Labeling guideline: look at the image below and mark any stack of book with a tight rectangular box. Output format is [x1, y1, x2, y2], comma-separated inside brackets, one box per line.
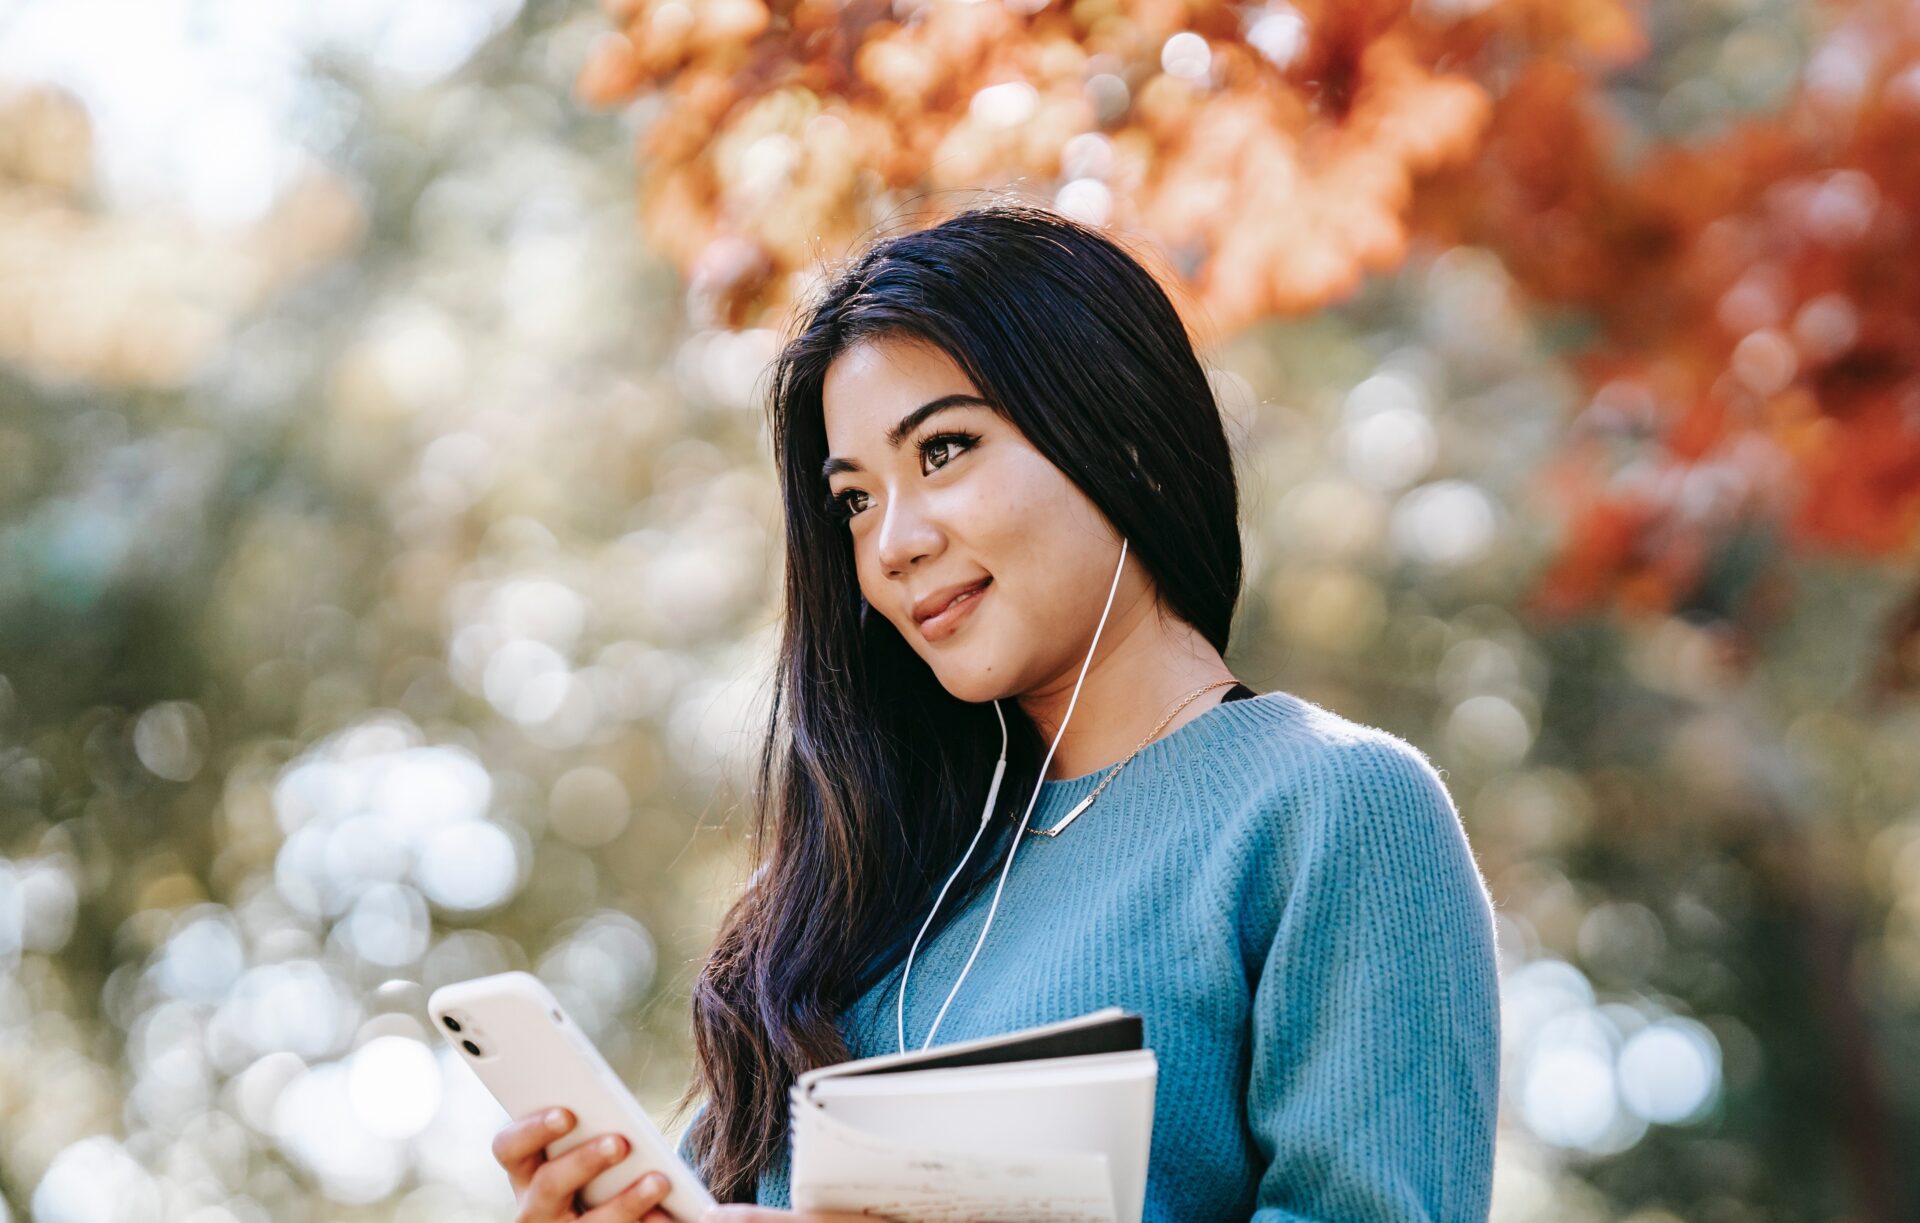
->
[787, 1008, 1157, 1223]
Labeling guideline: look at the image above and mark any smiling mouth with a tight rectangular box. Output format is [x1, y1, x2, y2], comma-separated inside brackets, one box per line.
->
[918, 578, 991, 637]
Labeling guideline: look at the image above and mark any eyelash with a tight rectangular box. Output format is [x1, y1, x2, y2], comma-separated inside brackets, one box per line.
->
[826, 431, 979, 521]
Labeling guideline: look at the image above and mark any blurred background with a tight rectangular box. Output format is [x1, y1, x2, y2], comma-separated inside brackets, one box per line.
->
[2, 0, 1918, 1219]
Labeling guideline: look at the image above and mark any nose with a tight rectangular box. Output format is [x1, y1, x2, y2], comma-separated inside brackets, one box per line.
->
[875, 487, 943, 578]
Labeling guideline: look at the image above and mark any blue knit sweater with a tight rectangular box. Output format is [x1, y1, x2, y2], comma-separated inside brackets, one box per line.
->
[680, 689, 1501, 1220]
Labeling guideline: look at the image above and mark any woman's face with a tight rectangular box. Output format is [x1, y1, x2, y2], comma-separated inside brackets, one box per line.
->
[820, 335, 1150, 704]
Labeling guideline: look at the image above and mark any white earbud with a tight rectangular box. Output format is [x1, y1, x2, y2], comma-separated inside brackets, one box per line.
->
[897, 536, 1130, 1053]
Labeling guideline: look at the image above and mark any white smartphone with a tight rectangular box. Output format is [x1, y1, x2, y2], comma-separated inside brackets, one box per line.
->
[427, 970, 716, 1220]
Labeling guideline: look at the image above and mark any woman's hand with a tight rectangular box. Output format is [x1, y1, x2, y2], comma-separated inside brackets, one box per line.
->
[492, 1106, 682, 1222]
[699, 1210, 883, 1221]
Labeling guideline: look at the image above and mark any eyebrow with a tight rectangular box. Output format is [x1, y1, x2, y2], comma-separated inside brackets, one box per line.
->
[820, 394, 992, 480]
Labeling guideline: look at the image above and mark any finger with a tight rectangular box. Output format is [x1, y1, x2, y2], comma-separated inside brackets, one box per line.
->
[494, 1108, 572, 1187]
[578, 1170, 672, 1222]
[527, 1133, 630, 1220]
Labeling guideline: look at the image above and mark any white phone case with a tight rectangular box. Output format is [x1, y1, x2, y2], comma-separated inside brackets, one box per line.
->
[427, 970, 716, 1220]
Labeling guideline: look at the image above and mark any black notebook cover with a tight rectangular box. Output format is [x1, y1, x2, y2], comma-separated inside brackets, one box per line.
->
[835, 1011, 1145, 1079]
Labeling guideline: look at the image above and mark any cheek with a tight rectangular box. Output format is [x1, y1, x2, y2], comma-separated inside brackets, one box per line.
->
[964, 450, 1074, 547]
[970, 458, 1100, 575]
[854, 555, 889, 612]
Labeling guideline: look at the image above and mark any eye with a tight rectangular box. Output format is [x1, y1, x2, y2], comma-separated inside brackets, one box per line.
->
[828, 487, 869, 520]
[825, 431, 979, 523]
[918, 430, 976, 472]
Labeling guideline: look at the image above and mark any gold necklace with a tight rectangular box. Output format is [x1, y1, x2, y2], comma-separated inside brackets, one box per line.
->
[1026, 678, 1242, 838]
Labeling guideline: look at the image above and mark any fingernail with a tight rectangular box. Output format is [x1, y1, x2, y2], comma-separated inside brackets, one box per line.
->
[546, 1109, 568, 1131]
[644, 1172, 668, 1193]
[599, 1135, 623, 1155]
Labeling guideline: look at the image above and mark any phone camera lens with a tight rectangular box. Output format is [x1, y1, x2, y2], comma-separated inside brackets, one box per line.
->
[461, 1039, 482, 1056]
[442, 1015, 463, 1033]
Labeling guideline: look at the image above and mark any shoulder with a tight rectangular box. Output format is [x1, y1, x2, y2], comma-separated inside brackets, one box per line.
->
[1200, 689, 1459, 831]
[1197, 691, 1481, 912]
[1205, 695, 1489, 963]
[1296, 697, 1459, 837]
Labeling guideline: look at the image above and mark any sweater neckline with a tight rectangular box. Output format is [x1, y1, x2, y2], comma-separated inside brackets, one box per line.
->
[1033, 688, 1296, 798]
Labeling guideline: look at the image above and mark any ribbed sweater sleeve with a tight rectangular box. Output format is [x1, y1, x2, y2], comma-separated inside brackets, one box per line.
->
[1243, 736, 1500, 1222]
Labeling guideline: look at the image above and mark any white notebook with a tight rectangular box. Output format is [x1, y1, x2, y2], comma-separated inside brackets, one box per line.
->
[788, 1008, 1157, 1223]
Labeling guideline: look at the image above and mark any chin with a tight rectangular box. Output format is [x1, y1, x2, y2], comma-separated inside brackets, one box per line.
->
[925, 660, 1011, 706]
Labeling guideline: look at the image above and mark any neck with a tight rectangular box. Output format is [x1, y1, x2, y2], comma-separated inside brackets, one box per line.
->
[1016, 594, 1238, 781]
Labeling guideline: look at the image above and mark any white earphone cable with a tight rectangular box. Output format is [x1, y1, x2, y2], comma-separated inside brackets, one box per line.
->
[896, 536, 1130, 1053]
[894, 703, 1004, 1057]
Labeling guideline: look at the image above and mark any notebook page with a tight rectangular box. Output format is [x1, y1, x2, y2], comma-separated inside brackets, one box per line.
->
[801, 1052, 1154, 1223]
[788, 1092, 1117, 1223]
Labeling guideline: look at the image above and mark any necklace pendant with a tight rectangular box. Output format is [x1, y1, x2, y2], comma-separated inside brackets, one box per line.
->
[1030, 791, 1096, 837]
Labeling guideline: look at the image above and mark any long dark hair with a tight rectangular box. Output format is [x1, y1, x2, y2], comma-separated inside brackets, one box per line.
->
[676, 199, 1245, 1200]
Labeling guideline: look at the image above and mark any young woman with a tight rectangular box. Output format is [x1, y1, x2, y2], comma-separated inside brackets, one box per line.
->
[491, 202, 1501, 1222]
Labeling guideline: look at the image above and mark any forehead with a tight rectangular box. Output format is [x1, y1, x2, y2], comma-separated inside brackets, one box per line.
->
[822, 337, 976, 443]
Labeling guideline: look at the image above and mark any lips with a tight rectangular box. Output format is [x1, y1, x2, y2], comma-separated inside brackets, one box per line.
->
[913, 577, 990, 623]
[915, 577, 991, 640]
